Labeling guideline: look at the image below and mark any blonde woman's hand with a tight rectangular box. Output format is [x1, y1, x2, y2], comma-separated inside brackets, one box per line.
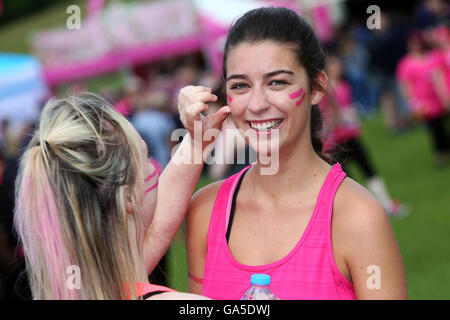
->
[178, 85, 231, 149]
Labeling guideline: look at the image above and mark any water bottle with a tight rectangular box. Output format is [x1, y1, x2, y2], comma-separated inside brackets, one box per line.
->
[240, 274, 279, 300]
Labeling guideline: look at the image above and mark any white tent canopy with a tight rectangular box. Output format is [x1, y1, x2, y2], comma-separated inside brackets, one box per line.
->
[193, 0, 267, 26]
[0, 53, 48, 127]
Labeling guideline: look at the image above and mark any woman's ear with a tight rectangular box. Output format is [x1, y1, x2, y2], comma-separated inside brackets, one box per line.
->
[124, 185, 134, 215]
[311, 71, 328, 105]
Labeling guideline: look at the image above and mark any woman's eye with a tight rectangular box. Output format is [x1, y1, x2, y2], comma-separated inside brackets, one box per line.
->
[230, 83, 249, 90]
[269, 80, 288, 86]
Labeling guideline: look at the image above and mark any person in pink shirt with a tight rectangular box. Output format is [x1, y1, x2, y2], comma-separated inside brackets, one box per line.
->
[397, 29, 450, 165]
[320, 55, 409, 217]
[183, 7, 408, 300]
[319, 55, 362, 153]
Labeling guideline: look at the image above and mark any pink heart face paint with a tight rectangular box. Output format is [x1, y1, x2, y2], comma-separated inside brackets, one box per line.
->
[289, 88, 306, 107]
[227, 94, 233, 104]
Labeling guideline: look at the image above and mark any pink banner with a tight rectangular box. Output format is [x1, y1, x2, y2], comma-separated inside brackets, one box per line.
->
[32, 0, 200, 85]
[86, 0, 105, 16]
[44, 34, 204, 85]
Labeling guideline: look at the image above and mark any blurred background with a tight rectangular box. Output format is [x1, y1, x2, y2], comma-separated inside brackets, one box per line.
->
[0, 0, 449, 300]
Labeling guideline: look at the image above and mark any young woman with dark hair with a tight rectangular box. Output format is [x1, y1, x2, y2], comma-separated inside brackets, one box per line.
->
[182, 7, 408, 300]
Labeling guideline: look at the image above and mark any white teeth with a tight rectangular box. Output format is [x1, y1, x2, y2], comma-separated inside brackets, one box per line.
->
[250, 120, 282, 131]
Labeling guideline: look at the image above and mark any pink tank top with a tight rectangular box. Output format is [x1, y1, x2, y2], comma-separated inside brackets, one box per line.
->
[202, 163, 357, 300]
[396, 54, 446, 120]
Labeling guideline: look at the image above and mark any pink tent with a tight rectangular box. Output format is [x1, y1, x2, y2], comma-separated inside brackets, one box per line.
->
[31, 0, 300, 86]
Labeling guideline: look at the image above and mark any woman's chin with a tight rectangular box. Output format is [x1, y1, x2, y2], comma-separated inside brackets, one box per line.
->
[249, 140, 280, 158]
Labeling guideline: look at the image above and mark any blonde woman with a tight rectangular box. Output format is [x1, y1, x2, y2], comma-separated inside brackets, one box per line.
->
[14, 92, 229, 299]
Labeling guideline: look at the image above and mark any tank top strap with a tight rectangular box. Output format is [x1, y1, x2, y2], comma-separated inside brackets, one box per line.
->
[296, 162, 347, 266]
[317, 163, 347, 241]
[207, 164, 254, 247]
[323, 163, 347, 209]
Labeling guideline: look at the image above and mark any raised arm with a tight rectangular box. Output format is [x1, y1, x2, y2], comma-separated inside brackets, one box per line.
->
[143, 86, 230, 275]
[185, 180, 222, 294]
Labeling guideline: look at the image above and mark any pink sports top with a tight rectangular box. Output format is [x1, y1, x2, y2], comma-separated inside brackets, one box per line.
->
[396, 53, 447, 120]
[202, 163, 357, 300]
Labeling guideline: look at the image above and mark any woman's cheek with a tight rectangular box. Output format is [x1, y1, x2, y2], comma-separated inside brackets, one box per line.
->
[229, 96, 247, 118]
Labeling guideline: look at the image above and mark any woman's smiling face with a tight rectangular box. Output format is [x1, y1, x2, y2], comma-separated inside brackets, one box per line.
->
[225, 41, 323, 154]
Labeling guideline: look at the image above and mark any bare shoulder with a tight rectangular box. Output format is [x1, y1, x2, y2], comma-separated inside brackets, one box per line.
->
[332, 176, 401, 270]
[186, 179, 226, 243]
[191, 179, 224, 206]
[188, 179, 225, 221]
[333, 176, 390, 233]
[331, 176, 396, 259]
[332, 177, 408, 299]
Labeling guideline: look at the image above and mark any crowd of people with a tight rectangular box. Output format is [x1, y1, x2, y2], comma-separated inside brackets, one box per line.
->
[323, 2, 450, 164]
[0, 0, 449, 300]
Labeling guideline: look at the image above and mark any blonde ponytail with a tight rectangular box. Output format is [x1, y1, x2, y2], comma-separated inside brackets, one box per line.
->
[15, 94, 146, 299]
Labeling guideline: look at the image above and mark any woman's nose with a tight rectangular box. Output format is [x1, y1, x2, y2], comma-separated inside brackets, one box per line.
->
[247, 88, 270, 114]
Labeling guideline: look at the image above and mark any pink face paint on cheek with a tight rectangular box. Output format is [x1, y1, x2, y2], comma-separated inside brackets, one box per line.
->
[295, 91, 306, 107]
[145, 170, 157, 182]
[144, 181, 158, 195]
[288, 88, 303, 100]
[144, 169, 159, 195]
[227, 94, 233, 104]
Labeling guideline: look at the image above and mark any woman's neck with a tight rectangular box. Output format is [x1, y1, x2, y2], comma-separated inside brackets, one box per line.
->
[250, 138, 331, 198]
[129, 219, 152, 284]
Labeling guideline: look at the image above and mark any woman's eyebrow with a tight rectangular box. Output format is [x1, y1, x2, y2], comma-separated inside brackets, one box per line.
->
[226, 74, 249, 82]
[263, 69, 294, 79]
[226, 70, 294, 82]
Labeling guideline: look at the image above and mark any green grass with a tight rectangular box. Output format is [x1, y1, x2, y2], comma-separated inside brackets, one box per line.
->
[168, 114, 450, 299]
[0, 0, 86, 53]
[354, 116, 450, 300]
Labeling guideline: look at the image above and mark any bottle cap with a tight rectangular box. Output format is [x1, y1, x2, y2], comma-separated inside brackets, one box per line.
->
[250, 274, 271, 286]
